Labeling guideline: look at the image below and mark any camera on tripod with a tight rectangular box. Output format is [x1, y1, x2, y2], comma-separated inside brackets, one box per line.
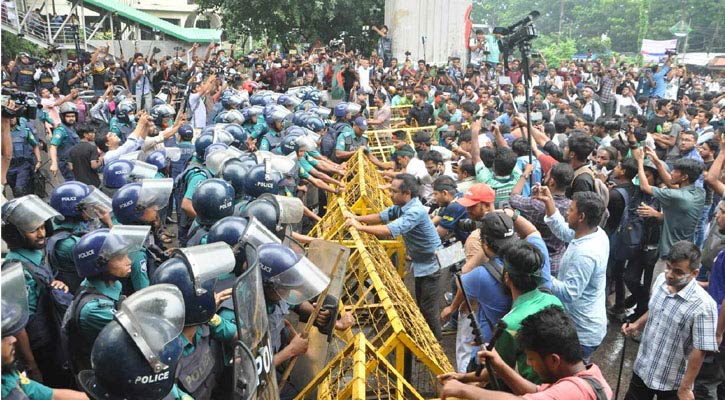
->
[494, 11, 540, 54]
[1, 88, 42, 120]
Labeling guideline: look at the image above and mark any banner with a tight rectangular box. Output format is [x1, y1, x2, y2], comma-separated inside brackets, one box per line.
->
[641, 39, 678, 61]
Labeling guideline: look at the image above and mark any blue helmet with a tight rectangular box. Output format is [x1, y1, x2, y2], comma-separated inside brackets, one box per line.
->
[102, 160, 135, 189]
[50, 181, 92, 218]
[207, 216, 249, 273]
[222, 110, 245, 125]
[149, 104, 176, 127]
[145, 150, 167, 171]
[194, 134, 214, 160]
[277, 95, 300, 109]
[152, 243, 235, 326]
[178, 124, 194, 140]
[59, 102, 79, 119]
[306, 90, 322, 104]
[201, 125, 217, 137]
[295, 100, 316, 112]
[152, 98, 166, 107]
[78, 285, 184, 400]
[219, 159, 248, 199]
[73, 229, 132, 279]
[239, 198, 280, 236]
[191, 179, 235, 226]
[224, 124, 247, 148]
[257, 243, 329, 305]
[304, 116, 326, 133]
[334, 102, 349, 118]
[279, 132, 303, 156]
[112, 179, 174, 225]
[116, 99, 136, 123]
[243, 163, 282, 198]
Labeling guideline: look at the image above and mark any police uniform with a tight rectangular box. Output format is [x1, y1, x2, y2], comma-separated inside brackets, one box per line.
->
[169, 141, 195, 180]
[335, 127, 369, 156]
[35, 71, 54, 92]
[14, 64, 36, 92]
[244, 118, 267, 140]
[48, 220, 87, 294]
[259, 130, 283, 152]
[1, 371, 53, 400]
[109, 117, 136, 143]
[298, 153, 319, 180]
[176, 316, 236, 399]
[8, 120, 38, 197]
[176, 166, 211, 246]
[50, 123, 80, 182]
[186, 219, 209, 247]
[77, 279, 122, 346]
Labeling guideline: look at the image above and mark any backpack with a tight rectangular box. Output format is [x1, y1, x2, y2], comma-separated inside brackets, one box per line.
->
[173, 165, 210, 229]
[325, 122, 351, 161]
[573, 166, 610, 226]
[578, 375, 609, 400]
[609, 187, 644, 261]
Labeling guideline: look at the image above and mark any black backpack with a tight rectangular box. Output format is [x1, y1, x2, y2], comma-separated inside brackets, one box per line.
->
[325, 121, 351, 161]
[610, 187, 644, 261]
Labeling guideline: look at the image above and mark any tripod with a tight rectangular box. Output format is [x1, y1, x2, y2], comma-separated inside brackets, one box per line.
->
[516, 40, 536, 187]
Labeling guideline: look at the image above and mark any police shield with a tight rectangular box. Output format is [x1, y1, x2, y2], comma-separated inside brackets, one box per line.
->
[206, 150, 238, 176]
[110, 225, 151, 252]
[78, 188, 112, 219]
[164, 147, 182, 162]
[258, 194, 304, 226]
[232, 340, 257, 400]
[287, 240, 350, 394]
[114, 284, 185, 372]
[233, 247, 278, 400]
[130, 160, 159, 180]
[1, 194, 62, 233]
[137, 178, 174, 210]
[267, 154, 296, 176]
[175, 243, 235, 295]
[241, 217, 282, 250]
[1, 261, 30, 336]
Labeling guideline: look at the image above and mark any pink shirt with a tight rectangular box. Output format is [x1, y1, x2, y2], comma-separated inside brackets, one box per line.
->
[523, 364, 613, 400]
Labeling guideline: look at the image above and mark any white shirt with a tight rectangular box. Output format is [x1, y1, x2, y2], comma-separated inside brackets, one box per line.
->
[357, 65, 372, 93]
[188, 92, 207, 129]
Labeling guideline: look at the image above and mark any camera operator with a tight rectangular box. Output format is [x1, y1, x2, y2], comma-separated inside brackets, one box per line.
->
[371, 25, 392, 67]
[33, 59, 58, 93]
[468, 29, 488, 67]
[104, 58, 128, 90]
[11, 53, 37, 93]
[88, 46, 111, 96]
[151, 57, 175, 93]
[130, 52, 153, 111]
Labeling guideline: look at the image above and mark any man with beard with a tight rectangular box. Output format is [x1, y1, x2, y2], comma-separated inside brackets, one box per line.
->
[622, 241, 718, 400]
[1, 262, 88, 399]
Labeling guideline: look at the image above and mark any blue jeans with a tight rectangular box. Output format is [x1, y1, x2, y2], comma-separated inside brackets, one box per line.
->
[581, 344, 599, 364]
[694, 206, 710, 248]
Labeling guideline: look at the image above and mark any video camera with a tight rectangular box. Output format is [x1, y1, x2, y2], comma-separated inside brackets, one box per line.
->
[494, 11, 540, 54]
[1, 88, 42, 120]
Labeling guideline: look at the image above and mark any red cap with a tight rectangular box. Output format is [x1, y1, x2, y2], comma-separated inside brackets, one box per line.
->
[458, 183, 495, 207]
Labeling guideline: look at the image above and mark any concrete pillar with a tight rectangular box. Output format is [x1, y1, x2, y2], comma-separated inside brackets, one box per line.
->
[385, 0, 471, 65]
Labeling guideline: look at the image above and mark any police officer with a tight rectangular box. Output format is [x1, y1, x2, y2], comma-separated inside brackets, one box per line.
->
[112, 179, 174, 295]
[109, 99, 137, 143]
[280, 133, 344, 195]
[175, 138, 215, 246]
[49, 102, 81, 181]
[218, 157, 250, 209]
[186, 178, 235, 246]
[77, 284, 191, 400]
[335, 116, 388, 168]
[259, 106, 290, 152]
[242, 105, 266, 148]
[151, 243, 238, 399]
[1, 196, 72, 387]
[169, 125, 195, 180]
[1, 262, 89, 400]
[65, 227, 142, 375]
[321, 102, 358, 161]
[48, 182, 114, 293]
[11, 53, 36, 92]
[7, 114, 41, 197]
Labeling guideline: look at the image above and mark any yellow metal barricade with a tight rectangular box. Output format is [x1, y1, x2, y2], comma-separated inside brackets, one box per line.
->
[296, 334, 426, 400]
[366, 126, 438, 163]
[369, 104, 413, 123]
[301, 198, 453, 399]
[335, 150, 391, 215]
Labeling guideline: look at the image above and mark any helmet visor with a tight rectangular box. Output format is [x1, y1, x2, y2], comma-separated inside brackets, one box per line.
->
[213, 129, 235, 146]
[346, 103, 362, 116]
[3, 195, 62, 232]
[268, 154, 296, 175]
[270, 256, 330, 305]
[311, 106, 331, 118]
[78, 188, 112, 219]
[165, 147, 182, 162]
[109, 225, 151, 252]
[259, 194, 303, 225]
[177, 243, 235, 295]
[137, 178, 173, 210]
[130, 160, 159, 180]
[241, 217, 281, 251]
[206, 150, 237, 176]
[115, 284, 185, 372]
[1, 261, 30, 336]
[99, 231, 133, 260]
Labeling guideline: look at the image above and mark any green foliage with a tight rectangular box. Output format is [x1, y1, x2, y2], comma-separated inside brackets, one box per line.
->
[535, 35, 577, 66]
[473, 0, 724, 60]
[195, 0, 384, 52]
[1, 34, 49, 61]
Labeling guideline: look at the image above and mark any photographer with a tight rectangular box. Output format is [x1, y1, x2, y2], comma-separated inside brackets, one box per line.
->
[33, 59, 58, 93]
[130, 52, 153, 111]
[105, 59, 129, 90]
[371, 25, 392, 67]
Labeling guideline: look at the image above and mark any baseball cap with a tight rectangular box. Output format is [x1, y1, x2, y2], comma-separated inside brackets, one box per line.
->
[458, 183, 495, 207]
[480, 212, 516, 251]
[353, 117, 368, 131]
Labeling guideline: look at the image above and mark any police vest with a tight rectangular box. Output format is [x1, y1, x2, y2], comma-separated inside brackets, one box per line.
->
[174, 166, 210, 229]
[177, 325, 222, 400]
[343, 133, 369, 152]
[63, 287, 117, 376]
[110, 118, 135, 143]
[14, 259, 60, 352]
[16, 65, 34, 90]
[46, 229, 84, 294]
[11, 125, 34, 161]
[170, 143, 195, 179]
[37, 72, 54, 90]
[56, 125, 80, 161]
[263, 131, 283, 151]
[186, 224, 209, 247]
[4, 385, 30, 400]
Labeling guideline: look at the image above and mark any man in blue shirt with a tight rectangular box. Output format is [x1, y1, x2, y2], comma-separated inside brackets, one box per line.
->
[650, 55, 673, 99]
[345, 173, 443, 338]
[536, 188, 610, 363]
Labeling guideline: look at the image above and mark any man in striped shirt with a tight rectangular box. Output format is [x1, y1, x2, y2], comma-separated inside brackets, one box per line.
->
[622, 240, 718, 400]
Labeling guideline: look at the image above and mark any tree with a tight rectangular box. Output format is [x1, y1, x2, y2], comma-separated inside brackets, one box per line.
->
[1, 34, 49, 61]
[195, 0, 384, 51]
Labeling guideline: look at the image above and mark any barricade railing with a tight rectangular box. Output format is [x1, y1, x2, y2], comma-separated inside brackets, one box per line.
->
[369, 104, 413, 122]
[300, 197, 453, 399]
[366, 125, 437, 163]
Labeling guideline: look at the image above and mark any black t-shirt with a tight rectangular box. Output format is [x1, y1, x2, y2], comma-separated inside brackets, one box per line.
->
[341, 68, 357, 91]
[105, 69, 126, 88]
[69, 141, 100, 187]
